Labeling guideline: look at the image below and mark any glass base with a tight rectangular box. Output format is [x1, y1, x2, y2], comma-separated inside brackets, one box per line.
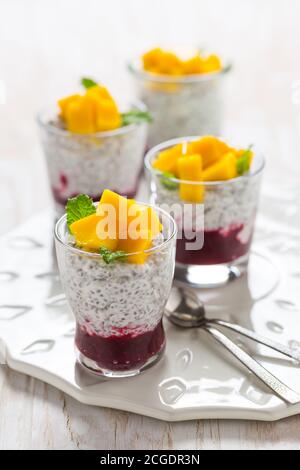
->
[175, 253, 249, 288]
[76, 343, 165, 378]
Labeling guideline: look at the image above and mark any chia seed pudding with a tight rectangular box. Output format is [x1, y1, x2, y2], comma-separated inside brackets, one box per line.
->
[38, 103, 148, 216]
[145, 137, 265, 268]
[55, 203, 176, 377]
[129, 59, 230, 148]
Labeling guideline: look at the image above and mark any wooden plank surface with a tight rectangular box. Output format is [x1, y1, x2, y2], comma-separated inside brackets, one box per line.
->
[0, 0, 300, 450]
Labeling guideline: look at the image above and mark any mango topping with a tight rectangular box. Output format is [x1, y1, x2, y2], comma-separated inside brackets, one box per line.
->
[69, 190, 163, 264]
[70, 213, 118, 252]
[58, 84, 121, 134]
[202, 152, 237, 181]
[152, 136, 254, 202]
[177, 154, 204, 203]
[142, 48, 222, 76]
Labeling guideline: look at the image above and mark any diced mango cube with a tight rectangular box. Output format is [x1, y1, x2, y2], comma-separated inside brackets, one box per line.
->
[70, 214, 118, 251]
[143, 48, 183, 75]
[183, 56, 204, 74]
[201, 55, 222, 73]
[177, 154, 204, 203]
[203, 152, 237, 181]
[152, 144, 185, 175]
[86, 85, 114, 102]
[94, 99, 121, 131]
[58, 94, 81, 120]
[188, 136, 231, 169]
[142, 48, 164, 71]
[64, 95, 96, 134]
[118, 230, 153, 265]
[98, 190, 134, 234]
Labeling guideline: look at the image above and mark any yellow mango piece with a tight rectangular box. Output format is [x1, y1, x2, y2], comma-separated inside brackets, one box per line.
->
[98, 190, 134, 232]
[143, 48, 183, 75]
[159, 51, 183, 75]
[177, 154, 204, 203]
[86, 85, 121, 131]
[86, 85, 114, 102]
[188, 136, 231, 169]
[201, 54, 222, 73]
[183, 56, 204, 74]
[152, 144, 185, 175]
[97, 190, 162, 264]
[125, 204, 162, 239]
[57, 94, 81, 119]
[94, 98, 121, 131]
[64, 95, 96, 134]
[142, 48, 164, 71]
[203, 152, 237, 181]
[70, 214, 118, 251]
[118, 231, 153, 265]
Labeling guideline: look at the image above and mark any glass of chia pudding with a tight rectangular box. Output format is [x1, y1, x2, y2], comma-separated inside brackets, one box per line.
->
[54, 190, 177, 377]
[38, 78, 151, 216]
[128, 47, 231, 148]
[145, 136, 265, 287]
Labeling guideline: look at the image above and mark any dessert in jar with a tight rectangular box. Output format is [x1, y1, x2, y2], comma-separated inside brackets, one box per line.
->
[38, 78, 151, 215]
[145, 136, 265, 287]
[129, 48, 230, 148]
[55, 189, 176, 377]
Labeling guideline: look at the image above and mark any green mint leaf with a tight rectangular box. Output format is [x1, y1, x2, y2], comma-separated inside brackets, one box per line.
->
[81, 77, 98, 89]
[66, 194, 96, 230]
[99, 247, 126, 264]
[236, 145, 253, 176]
[121, 110, 153, 126]
[160, 171, 179, 190]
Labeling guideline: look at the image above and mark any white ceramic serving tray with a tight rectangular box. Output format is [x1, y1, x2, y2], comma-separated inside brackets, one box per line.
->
[1, 187, 300, 422]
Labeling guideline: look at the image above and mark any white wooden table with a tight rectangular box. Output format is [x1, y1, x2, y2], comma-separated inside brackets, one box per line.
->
[1, 0, 300, 450]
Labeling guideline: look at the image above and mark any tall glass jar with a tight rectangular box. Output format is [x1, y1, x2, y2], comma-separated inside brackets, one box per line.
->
[145, 137, 265, 288]
[55, 203, 177, 377]
[38, 102, 148, 216]
[129, 59, 231, 148]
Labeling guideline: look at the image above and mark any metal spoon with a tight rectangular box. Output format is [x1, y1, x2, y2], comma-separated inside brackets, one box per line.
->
[165, 287, 300, 405]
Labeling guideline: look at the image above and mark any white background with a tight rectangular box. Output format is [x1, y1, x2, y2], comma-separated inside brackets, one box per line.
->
[0, 0, 300, 449]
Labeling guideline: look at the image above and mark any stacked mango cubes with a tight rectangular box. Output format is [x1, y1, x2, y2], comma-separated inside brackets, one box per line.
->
[142, 48, 222, 76]
[58, 85, 121, 134]
[152, 136, 253, 203]
[70, 190, 162, 264]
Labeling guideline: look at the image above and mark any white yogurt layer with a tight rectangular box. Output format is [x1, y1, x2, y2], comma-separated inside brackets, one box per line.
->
[152, 176, 262, 233]
[133, 77, 223, 148]
[58, 236, 175, 338]
[39, 118, 147, 214]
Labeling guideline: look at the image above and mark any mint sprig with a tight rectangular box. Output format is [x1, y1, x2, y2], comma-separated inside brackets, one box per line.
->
[121, 110, 153, 126]
[160, 171, 179, 190]
[81, 77, 98, 89]
[99, 247, 126, 264]
[236, 145, 253, 176]
[66, 195, 96, 230]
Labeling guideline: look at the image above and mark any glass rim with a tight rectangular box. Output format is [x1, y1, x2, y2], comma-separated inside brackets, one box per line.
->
[128, 59, 232, 84]
[36, 100, 149, 138]
[54, 201, 178, 259]
[144, 136, 266, 186]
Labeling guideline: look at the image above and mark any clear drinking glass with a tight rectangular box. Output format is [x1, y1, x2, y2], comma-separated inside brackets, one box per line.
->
[37, 102, 148, 216]
[54, 203, 177, 377]
[128, 59, 231, 148]
[145, 137, 265, 288]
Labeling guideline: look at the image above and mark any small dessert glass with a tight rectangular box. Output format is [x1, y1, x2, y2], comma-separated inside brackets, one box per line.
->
[128, 59, 231, 148]
[145, 137, 265, 288]
[37, 102, 148, 216]
[54, 203, 177, 377]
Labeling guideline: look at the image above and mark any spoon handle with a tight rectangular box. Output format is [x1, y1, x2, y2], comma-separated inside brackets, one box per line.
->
[208, 319, 300, 363]
[204, 325, 300, 405]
